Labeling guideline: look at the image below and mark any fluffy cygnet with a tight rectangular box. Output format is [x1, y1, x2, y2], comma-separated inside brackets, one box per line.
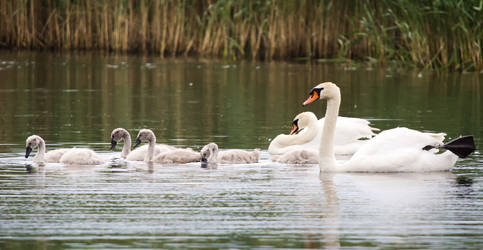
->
[200, 142, 260, 164]
[134, 129, 200, 164]
[25, 135, 106, 165]
[25, 135, 69, 164]
[271, 149, 319, 164]
[110, 128, 175, 161]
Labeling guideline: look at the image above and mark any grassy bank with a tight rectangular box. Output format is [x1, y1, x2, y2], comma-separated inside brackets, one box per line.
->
[0, 0, 481, 71]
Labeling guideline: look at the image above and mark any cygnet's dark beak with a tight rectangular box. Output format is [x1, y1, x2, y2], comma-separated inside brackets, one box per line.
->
[25, 146, 32, 158]
[133, 138, 142, 149]
[110, 139, 117, 150]
[201, 157, 208, 163]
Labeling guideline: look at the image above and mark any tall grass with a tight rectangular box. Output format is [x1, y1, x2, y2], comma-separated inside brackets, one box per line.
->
[0, 0, 481, 71]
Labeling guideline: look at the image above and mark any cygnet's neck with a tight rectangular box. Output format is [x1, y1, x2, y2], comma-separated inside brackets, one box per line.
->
[145, 134, 156, 162]
[319, 94, 341, 171]
[34, 138, 46, 163]
[121, 133, 132, 158]
[209, 149, 219, 163]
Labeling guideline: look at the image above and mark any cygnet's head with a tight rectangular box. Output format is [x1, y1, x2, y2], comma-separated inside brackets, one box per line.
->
[200, 142, 219, 164]
[133, 129, 156, 149]
[110, 128, 129, 150]
[25, 135, 43, 158]
[302, 82, 340, 106]
[290, 112, 318, 135]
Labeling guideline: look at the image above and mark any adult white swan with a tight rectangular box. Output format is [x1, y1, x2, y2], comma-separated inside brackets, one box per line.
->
[133, 129, 201, 164]
[110, 128, 175, 161]
[25, 135, 106, 165]
[268, 111, 377, 156]
[302, 82, 475, 172]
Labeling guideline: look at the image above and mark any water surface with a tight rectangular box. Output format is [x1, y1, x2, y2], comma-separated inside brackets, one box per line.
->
[0, 51, 482, 248]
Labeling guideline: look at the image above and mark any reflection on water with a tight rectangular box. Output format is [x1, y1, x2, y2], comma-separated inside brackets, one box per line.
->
[1, 158, 481, 249]
[0, 50, 482, 248]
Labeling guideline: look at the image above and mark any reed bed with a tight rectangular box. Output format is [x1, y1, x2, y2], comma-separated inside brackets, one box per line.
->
[0, 0, 481, 71]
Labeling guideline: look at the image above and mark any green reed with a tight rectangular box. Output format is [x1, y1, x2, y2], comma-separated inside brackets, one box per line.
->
[0, 0, 481, 71]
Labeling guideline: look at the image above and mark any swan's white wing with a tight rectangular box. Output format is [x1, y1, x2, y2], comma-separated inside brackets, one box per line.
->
[297, 117, 377, 153]
[353, 127, 444, 156]
[343, 127, 456, 172]
[345, 149, 457, 172]
[332, 117, 377, 144]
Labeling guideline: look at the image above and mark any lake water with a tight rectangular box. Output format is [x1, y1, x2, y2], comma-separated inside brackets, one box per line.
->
[0, 50, 482, 248]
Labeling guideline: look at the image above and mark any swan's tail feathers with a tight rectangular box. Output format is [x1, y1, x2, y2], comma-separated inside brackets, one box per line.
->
[442, 135, 476, 158]
[424, 135, 476, 158]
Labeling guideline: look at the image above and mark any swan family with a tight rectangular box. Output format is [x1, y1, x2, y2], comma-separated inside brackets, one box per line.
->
[25, 81, 475, 172]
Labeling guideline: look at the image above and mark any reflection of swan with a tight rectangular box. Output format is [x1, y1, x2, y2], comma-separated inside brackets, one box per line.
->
[318, 172, 455, 247]
[269, 112, 377, 156]
[319, 174, 340, 248]
[25, 135, 69, 164]
[25, 135, 106, 165]
[303, 82, 475, 172]
[134, 129, 200, 164]
[110, 128, 175, 161]
[334, 172, 457, 221]
[200, 142, 260, 164]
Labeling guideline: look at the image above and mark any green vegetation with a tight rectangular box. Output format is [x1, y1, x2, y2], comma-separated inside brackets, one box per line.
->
[0, 0, 481, 71]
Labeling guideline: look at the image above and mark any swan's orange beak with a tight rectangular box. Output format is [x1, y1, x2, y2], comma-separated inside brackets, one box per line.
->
[289, 124, 299, 135]
[302, 91, 319, 106]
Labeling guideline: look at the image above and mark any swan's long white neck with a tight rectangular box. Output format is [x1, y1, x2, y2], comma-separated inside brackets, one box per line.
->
[269, 117, 318, 154]
[34, 138, 46, 163]
[121, 133, 132, 158]
[290, 119, 318, 145]
[145, 134, 156, 162]
[319, 93, 341, 171]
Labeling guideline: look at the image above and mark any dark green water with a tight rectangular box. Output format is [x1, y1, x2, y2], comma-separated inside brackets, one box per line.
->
[0, 51, 482, 249]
